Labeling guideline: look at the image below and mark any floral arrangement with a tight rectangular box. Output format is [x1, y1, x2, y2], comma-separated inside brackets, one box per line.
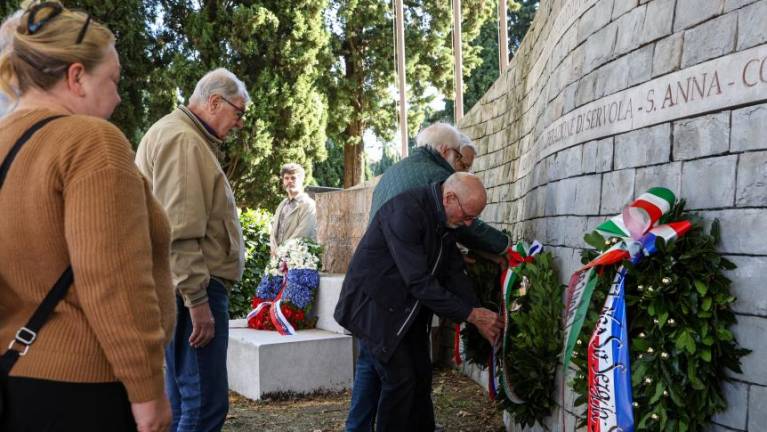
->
[246, 238, 322, 335]
[569, 198, 749, 431]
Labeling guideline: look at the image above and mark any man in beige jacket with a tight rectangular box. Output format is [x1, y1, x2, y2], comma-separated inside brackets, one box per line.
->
[270, 163, 317, 255]
[135, 68, 247, 432]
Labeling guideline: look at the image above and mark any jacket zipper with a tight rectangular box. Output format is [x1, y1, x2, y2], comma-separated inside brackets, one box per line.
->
[396, 232, 448, 336]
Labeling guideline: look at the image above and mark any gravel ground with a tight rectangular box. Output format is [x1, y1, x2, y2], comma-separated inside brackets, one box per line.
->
[223, 366, 505, 432]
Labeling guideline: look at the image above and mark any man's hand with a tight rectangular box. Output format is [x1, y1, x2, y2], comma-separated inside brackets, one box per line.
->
[189, 302, 215, 348]
[131, 397, 171, 432]
[466, 307, 504, 345]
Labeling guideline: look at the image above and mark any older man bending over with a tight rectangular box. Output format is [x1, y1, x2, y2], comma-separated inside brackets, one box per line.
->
[336, 172, 504, 431]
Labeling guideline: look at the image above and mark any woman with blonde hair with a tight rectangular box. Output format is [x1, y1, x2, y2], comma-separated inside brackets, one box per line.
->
[0, 2, 175, 431]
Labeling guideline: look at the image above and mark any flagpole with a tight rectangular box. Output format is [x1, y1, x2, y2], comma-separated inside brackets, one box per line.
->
[498, 0, 509, 73]
[394, 0, 408, 157]
[452, 0, 463, 123]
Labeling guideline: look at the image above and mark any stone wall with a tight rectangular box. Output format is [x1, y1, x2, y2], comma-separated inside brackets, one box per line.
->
[458, 0, 767, 430]
[316, 179, 377, 273]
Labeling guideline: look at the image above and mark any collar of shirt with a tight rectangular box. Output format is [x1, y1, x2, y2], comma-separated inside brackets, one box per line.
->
[188, 109, 221, 140]
[430, 181, 449, 229]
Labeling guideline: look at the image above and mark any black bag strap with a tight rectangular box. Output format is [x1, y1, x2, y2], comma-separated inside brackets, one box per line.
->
[0, 115, 70, 376]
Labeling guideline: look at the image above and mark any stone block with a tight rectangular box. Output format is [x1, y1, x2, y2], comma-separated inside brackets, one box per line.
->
[674, 0, 724, 31]
[601, 169, 636, 213]
[548, 246, 581, 284]
[227, 324, 354, 399]
[681, 13, 737, 68]
[700, 209, 767, 254]
[544, 175, 603, 216]
[727, 255, 767, 317]
[725, 0, 760, 12]
[711, 380, 748, 430]
[681, 155, 737, 208]
[672, 112, 730, 160]
[750, 384, 767, 431]
[640, 0, 675, 44]
[731, 315, 767, 385]
[731, 103, 767, 151]
[626, 44, 654, 86]
[635, 162, 682, 194]
[736, 151, 767, 206]
[614, 5, 647, 56]
[316, 185, 374, 273]
[613, 0, 639, 19]
[575, 71, 599, 106]
[737, 0, 767, 50]
[563, 82, 579, 114]
[313, 274, 347, 334]
[583, 23, 617, 73]
[596, 56, 630, 98]
[578, 0, 615, 43]
[614, 124, 671, 169]
[553, 145, 583, 180]
[652, 33, 684, 77]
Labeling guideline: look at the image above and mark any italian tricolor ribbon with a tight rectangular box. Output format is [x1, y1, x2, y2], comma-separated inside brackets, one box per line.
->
[560, 187, 691, 432]
[499, 240, 542, 404]
[562, 187, 690, 369]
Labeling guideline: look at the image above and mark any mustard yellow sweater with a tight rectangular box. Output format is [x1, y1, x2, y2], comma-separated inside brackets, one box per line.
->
[0, 109, 176, 403]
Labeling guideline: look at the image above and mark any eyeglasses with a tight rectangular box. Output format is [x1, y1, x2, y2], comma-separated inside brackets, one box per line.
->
[26, 2, 91, 44]
[219, 96, 246, 119]
[448, 147, 463, 162]
[454, 195, 479, 223]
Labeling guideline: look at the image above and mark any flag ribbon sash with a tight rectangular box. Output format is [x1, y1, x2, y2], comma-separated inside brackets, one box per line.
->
[562, 268, 599, 369]
[246, 267, 297, 335]
[499, 241, 542, 403]
[587, 267, 634, 432]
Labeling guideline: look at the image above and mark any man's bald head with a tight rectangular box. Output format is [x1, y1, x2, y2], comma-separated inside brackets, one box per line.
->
[442, 172, 487, 228]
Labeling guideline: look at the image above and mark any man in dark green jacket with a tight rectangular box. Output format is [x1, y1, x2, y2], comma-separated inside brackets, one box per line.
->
[369, 122, 509, 254]
[345, 123, 510, 431]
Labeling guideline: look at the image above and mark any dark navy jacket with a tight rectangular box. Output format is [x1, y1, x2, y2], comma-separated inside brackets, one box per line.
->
[334, 182, 479, 363]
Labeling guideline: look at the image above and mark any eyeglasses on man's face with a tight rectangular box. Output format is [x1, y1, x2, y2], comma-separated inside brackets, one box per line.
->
[219, 96, 246, 119]
[448, 147, 463, 162]
[454, 195, 479, 223]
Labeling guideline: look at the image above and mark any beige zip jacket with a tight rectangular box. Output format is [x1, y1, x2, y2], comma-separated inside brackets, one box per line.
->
[136, 106, 244, 306]
[269, 192, 317, 255]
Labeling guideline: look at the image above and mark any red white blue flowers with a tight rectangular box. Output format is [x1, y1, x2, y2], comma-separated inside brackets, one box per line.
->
[247, 238, 322, 334]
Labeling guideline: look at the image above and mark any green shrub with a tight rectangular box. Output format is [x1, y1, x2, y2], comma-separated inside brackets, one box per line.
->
[230, 208, 273, 318]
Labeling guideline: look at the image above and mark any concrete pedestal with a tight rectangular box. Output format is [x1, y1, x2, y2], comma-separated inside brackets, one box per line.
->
[227, 274, 353, 400]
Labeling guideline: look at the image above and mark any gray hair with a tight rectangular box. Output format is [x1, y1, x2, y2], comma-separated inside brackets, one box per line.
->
[458, 133, 477, 154]
[280, 163, 305, 178]
[189, 68, 250, 106]
[415, 122, 461, 152]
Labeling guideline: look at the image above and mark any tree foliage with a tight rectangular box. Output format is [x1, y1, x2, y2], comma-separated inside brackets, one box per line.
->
[2, 0, 167, 143]
[326, 0, 495, 187]
[434, 0, 538, 121]
[369, 143, 400, 177]
[156, 0, 330, 210]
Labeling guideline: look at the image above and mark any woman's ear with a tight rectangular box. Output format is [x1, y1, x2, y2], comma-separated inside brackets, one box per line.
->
[65, 63, 87, 97]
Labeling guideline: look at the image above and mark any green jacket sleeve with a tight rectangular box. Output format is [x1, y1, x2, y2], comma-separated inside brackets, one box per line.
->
[454, 218, 510, 254]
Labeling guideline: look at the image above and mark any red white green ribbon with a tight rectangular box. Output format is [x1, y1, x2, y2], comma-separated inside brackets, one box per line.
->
[499, 240, 542, 404]
[562, 187, 690, 369]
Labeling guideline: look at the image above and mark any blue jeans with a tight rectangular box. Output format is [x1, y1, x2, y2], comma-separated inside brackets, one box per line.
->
[346, 343, 381, 431]
[165, 279, 230, 432]
[346, 318, 435, 432]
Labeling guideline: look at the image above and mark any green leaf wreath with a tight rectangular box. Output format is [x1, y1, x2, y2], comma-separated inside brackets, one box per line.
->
[498, 252, 565, 428]
[461, 248, 565, 428]
[570, 201, 750, 431]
